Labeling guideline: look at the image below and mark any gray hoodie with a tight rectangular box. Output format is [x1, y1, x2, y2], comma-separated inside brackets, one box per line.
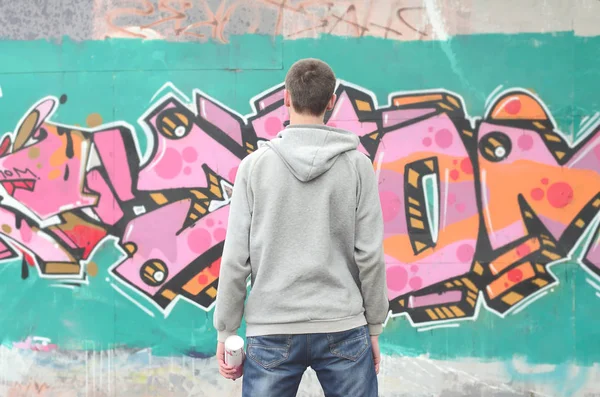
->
[214, 124, 389, 342]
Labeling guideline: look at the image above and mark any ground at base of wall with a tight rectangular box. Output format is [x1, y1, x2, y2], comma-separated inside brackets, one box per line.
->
[1, 347, 599, 397]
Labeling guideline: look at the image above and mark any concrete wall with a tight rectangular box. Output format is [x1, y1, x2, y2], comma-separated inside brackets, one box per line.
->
[1, 1, 599, 396]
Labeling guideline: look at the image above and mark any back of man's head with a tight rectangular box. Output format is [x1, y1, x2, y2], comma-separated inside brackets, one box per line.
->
[285, 59, 336, 117]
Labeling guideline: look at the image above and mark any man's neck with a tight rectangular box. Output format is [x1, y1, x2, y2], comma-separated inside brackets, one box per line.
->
[288, 113, 325, 126]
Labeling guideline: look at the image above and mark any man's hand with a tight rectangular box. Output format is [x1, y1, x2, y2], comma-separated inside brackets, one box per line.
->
[371, 335, 381, 375]
[217, 342, 243, 380]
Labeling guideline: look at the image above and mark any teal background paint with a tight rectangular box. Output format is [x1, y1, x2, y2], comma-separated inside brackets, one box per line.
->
[1, 32, 599, 367]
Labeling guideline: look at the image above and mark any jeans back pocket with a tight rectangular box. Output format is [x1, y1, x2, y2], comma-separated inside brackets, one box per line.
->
[327, 326, 369, 362]
[247, 335, 292, 369]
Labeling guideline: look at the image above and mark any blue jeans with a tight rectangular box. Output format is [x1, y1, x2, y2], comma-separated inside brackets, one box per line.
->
[242, 325, 377, 397]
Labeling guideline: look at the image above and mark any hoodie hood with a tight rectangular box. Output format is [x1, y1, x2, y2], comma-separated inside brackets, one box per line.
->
[267, 125, 360, 182]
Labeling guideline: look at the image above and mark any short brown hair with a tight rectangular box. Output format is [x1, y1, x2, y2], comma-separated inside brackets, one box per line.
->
[285, 59, 336, 116]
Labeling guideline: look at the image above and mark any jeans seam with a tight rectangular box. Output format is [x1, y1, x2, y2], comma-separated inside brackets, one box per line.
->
[307, 334, 311, 367]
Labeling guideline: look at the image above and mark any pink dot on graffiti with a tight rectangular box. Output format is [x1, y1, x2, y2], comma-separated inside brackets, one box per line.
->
[456, 244, 474, 264]
[409, 277, 423, 290]
[505, 98, 522, 115]
[541, 178, 549, 185]
[456, 203, 466, 213]
[435, 129, 453, 149]
[450, 169, 459, 181]
[198, 274, 209, 285]
[516, 243, 531, 258]
[428, 126, 434, 132]
[507, 268, 523, 283]
[265, 116, 282, 136]
[188, 228, 212, 254]
[379, 191, 402, 222]
[184, 167, 191, 175]
[547, 182, 574, 208]
[422, 137, 432, 147]
[182, 147, 198, 163]
[411, 265, 418, 273]
[206, 219, 214, 227]
[155, 148, 183, 179]
[387, 266, 408, 291]
[448, 193, 456, 205]
[460, 158, 473, 174]
[518, 135, 533, 151]
[214, 228, 226, 241]
[229, 167, 238, 183]
[530, 188, 545, 201]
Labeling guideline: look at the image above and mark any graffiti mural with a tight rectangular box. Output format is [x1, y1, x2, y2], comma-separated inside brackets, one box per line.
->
[0, 81, 598, 326]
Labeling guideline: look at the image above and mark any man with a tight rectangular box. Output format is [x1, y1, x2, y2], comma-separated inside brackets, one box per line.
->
[214, 58, 389, 397]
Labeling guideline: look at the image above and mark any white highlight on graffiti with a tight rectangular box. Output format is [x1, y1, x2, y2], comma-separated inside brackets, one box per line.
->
[569, 114, 600, 167]
[207, 180, 234, 212]
[511, 291, 549, 315]
[50, 284, 76, 290]
[480, 169, 495, 240]
[375, 152, 384, 185]
[578, 112, 600, 134]
[596, 292, 600, 299]
[492, 97, 521, 118]
[82, 207, 101, 221]
[150, 82, 190, 103]
[417, 323, 460, 332]
[330, 93, 346, 121]
[154, 271, 165, 282]
[133, 205, 146, 215]
[86, 143, 102, 171]
[485, 85, 504, 108]
[0, 85, 3, 98]
[422, 173, 439, 243]
[110, 283, 155, 317]
[124, 224, 135, 241]
[494, 146, 506, 158]
[587, 278, 600, 292]
[200, 98, 208, 118]
[580, 115, 590, 126]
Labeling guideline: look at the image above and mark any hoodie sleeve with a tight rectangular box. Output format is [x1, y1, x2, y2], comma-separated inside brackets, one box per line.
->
[354, 154, 389, 336]
[213, 156, 254, 343]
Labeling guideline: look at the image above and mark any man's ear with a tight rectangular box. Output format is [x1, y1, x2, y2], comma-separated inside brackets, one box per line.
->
[326, 94, 337, 111]
[284, 89, 292, 108]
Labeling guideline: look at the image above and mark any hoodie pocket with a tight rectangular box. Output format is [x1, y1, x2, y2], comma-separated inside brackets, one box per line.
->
[247, 335, 292, 369]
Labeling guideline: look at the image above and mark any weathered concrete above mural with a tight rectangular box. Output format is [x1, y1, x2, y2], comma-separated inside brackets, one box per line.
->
[1, 0, 600, 42]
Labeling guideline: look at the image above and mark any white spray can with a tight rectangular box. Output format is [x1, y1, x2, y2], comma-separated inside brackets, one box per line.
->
[224, 335, 245, 371]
